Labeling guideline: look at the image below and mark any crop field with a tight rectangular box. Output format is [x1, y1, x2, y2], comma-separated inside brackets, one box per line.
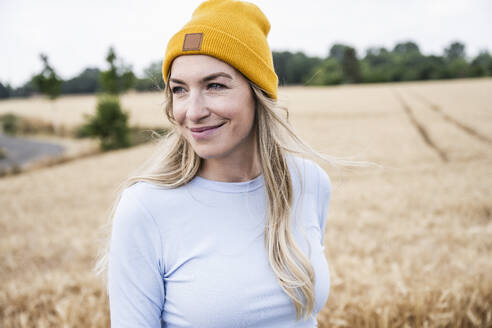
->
[0, 78, 491, 327]
[0, 91, 170, 134]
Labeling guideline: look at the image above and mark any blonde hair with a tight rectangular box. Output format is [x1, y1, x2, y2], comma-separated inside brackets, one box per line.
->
[94, 69, 374, 321]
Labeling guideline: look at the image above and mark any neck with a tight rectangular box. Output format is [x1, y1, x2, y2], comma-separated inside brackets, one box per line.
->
[198, 138, 261, 183]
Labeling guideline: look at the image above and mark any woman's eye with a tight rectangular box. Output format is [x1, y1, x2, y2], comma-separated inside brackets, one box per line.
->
[172, 84, 225, 94]
[171, 86, 183, 94]
[208, 83, 225, 90]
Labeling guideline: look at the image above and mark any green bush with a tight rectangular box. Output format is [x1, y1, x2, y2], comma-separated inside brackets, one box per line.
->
[80, 94, 131, 151]
[0, 113, 19, 135]
[0, 113, 56, 136]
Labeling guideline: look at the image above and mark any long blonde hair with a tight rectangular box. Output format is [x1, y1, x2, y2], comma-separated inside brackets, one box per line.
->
[94, 69, 373, 321]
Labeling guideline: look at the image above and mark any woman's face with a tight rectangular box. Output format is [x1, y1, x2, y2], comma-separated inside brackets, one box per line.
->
[169, 55, 256, 160]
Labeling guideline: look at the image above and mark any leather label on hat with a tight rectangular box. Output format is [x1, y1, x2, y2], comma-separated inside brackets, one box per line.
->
[183, 33, 203, 51]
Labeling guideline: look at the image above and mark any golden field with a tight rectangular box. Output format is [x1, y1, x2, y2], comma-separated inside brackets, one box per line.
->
[0, 78, 491, 327]
[0, 91, 171, 134]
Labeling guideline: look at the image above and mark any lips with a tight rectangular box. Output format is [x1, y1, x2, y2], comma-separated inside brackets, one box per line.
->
[190, 122, 225, 133]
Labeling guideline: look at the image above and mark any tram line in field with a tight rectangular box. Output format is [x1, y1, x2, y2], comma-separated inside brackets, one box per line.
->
[392, 90, 449, 162]
[408, 91, 492, 145]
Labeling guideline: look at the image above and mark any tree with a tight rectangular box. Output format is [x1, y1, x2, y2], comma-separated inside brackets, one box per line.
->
[272, 51, 322, 85]
[341, 47, 361, 83]
[32, 53, 63, 134]
[79, 94, 131, 150]
[135, 60, 165, 92]
[32, 53, 62, 100]
[390, 41, 426, 81]
[80, 47, 133, 151]
[445, 41, 466, 60]
[416, 55, 447, 80]
[364, 47, 391, 66]
[329, 44, 348, 62]
[393, 41, 420, 55]
[444, 41, 469, 78]
[61, 67, 101, 94]
[305, 58, 343, 85]
[469, 51, 492, 77]
[100, 46, 136, 95]
[10, 80, 34, 98]
[143, 61, 163, 81]
[286, 52, 321, 84]
[361, 47, 393, 83]
[272, 51, 292, 85]
[328, 44, 362, 83]
[0, 82, 11, 99]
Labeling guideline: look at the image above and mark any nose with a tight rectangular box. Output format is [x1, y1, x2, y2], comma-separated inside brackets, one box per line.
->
[186, 90, 210, 123]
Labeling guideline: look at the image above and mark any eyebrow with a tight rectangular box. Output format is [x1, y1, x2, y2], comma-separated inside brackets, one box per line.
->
[169, 72, 233, 85]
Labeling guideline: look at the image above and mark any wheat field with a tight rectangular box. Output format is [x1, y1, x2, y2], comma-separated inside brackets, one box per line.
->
[0, 91, 171, 134]
[1, 78, 491, 327]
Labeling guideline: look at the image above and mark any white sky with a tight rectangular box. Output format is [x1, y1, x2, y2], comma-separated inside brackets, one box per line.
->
[1, 0, 491, 88]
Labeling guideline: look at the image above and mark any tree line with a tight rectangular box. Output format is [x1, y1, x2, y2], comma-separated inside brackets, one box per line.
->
[0, 40, 491, 99]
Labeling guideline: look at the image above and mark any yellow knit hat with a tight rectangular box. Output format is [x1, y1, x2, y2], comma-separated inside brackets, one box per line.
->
[162, 0, 278, 100]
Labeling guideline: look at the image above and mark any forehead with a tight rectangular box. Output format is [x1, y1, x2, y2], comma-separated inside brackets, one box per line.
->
[170, 55, 237, 80]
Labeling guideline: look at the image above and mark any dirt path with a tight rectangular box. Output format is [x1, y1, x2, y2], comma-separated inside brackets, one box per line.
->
[0, 133, 65, 172]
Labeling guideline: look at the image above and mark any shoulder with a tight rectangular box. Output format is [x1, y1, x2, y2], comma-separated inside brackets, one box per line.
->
[110, 183, 164, 262]
[113, 182, 159, 231]
[118, 182, 159, 217]
[117, 180, 190, 227]
[123, 180, 187, 209]
[114, 181, 179, 232]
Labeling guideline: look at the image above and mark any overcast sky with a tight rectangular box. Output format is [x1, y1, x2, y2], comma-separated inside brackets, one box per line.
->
[1, 0, 491, 87]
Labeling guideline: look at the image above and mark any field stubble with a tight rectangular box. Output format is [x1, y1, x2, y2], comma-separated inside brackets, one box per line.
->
[0, 78, 491, 327]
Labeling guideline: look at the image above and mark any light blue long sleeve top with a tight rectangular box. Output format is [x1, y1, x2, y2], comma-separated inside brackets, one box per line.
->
[108, 155, 332, 327]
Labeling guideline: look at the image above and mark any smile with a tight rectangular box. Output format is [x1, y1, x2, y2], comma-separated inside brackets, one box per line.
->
[190, 122, 226, 140]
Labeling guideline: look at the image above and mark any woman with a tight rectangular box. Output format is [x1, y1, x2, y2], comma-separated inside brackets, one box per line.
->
[96, 0, 344, 326]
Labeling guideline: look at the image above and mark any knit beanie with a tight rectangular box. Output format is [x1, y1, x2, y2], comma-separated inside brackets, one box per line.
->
[162, 0, 278, 100]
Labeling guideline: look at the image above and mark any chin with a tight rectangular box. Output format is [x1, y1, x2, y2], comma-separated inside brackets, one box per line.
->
[194, 149, 227, 160]
[190, 144, 220, 159]
[192, 144, 232, 160]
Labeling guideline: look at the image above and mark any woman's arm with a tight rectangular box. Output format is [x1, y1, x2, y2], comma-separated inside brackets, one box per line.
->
[108, 186, 165, 327]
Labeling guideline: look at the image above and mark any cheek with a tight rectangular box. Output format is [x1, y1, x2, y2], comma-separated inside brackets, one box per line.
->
[172, 105, 185, 126]
[241, 111, 255, 130]
[229, 109, 255, 138]
[241, 99, 256, 129]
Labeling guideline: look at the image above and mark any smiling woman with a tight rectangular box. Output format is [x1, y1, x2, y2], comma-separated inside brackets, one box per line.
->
[93, 0, 358, 327]
[169, 55, 258, 178]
